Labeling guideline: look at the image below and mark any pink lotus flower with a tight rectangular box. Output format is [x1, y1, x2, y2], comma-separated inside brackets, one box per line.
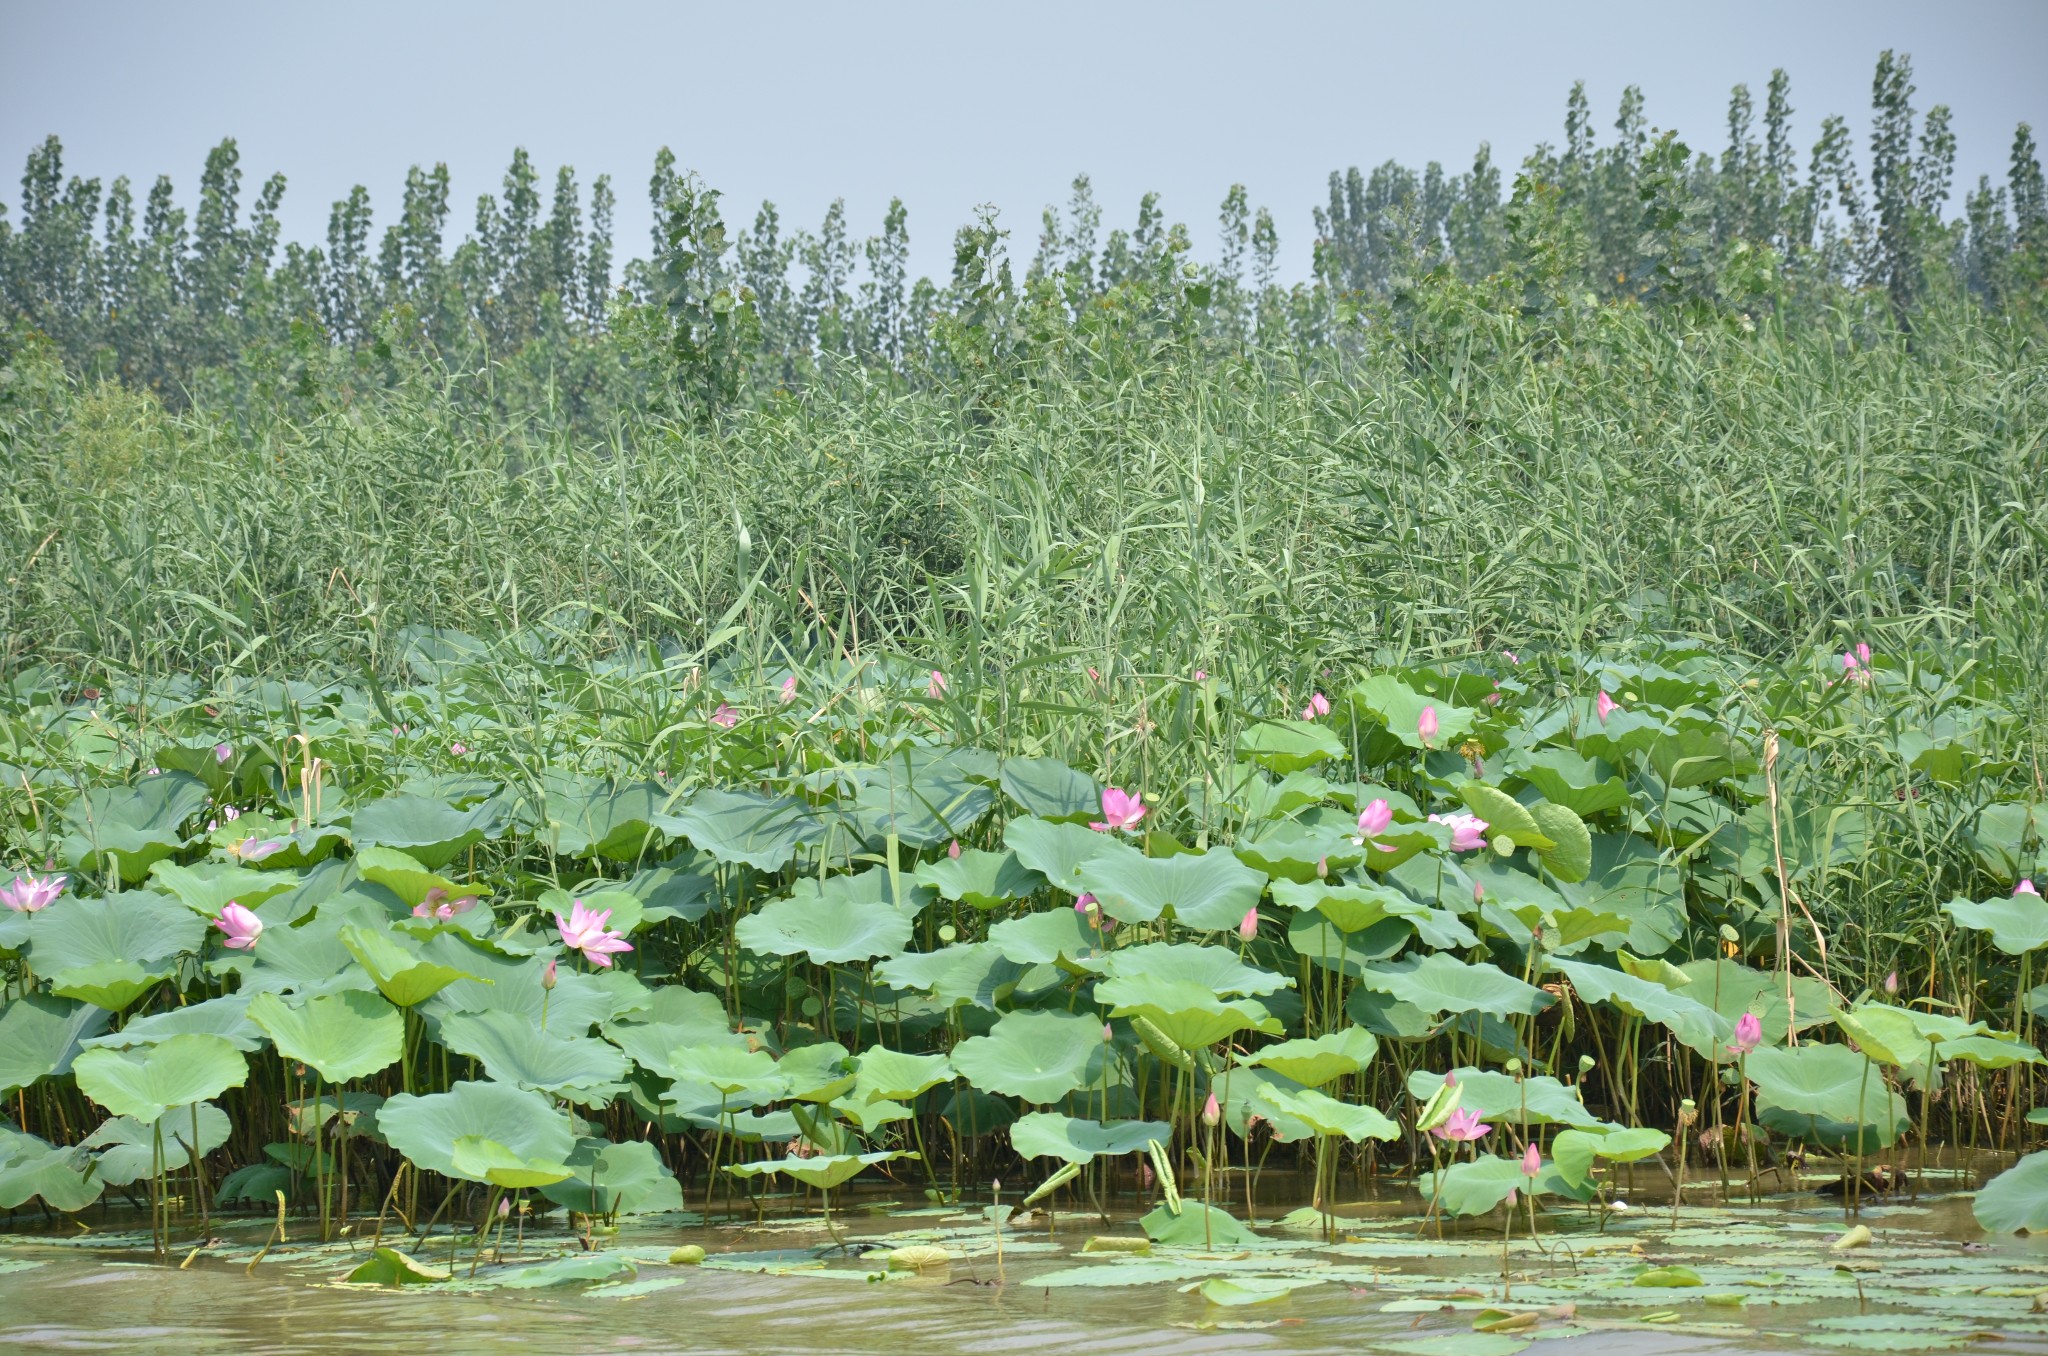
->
[1356, 798, 1393, 838]
[927, 670, 948, 699]
[2016, 880, 2039, 896]
[411, 886, 477, 922]
[1192, 670, 1208, 682]
[1432, 1107, 1491, 1142]
[213, 902, 263, 949]
[230, 837, 286, 863]
[1238, 907, 1259, 941]
[1503, 650, 1521, 665]
[780, 675, 798, 704]
[1091, 786, 1147, 833]
[1522, 1142, 1542, 1177]
[1301, 691, 1330, 720]
[1430, 812, 1490, 852]
[1201, 1091, 1221, 1127]
[450, 742, 470, 756]
[554, 899, 634, 968]
[1417, 705, 1439, 744]
[1727, 1011, 1763, 1057]
[948, 839, 962, 859]
[1596, 691, 1619, 723]
[214, 742, 232, 763]
[1086, 666, 1101, 683]
[1075, 892, 1098, 915]
[1, 872, 65, 913]
[1484, 691, 1502, 706]
[711, 703, 738, 729]
[1842, 645, 1873, 684]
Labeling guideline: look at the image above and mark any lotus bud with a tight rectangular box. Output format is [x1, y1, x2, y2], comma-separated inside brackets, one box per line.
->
[1316, 856, 1329, 880]
[1883, 970, 1898, 996]
[1522, 1142, 1541, 1177]
[1505, 1188, 1519, 1208]
[1102, 1023, 1115, 1044]
[1238, 907, 1259, 941]
[542, 958, 558, 990]
[214, 742, 233, 763]
[1473, 880, 1485, 904]
[1201, 1091, 1221, 1127]
[948, 839, 962, 859]
[499, 1197, 512, 1217]
[1417, 705, 1439, 744]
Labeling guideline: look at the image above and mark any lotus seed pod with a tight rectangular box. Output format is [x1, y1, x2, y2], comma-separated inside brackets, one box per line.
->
[1578, 1054, 1596, 1074]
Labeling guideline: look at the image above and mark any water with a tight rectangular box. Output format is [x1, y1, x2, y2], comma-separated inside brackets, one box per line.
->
[6, 1185, 2048, 1354]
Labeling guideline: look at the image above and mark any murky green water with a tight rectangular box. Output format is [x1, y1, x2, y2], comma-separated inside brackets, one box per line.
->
[6, 1185, 2048, 1355]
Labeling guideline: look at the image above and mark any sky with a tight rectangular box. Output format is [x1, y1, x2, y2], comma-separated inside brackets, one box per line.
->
[3, 1, 2044, 284]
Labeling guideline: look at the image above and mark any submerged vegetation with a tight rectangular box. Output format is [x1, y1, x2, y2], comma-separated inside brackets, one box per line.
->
[2, 46, 2048, 1349]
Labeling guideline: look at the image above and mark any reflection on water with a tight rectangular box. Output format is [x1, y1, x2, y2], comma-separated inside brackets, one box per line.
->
[6, 1182, 2048, 1355]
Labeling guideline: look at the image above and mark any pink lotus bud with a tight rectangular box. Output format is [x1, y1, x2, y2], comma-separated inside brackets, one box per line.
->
[1192, 670, 1207, 682]
[1102, 1023, 1115, 1043]
[1357, 799, 1393, 839]
[1201, 1091, 1221, 1127]
[1505, 1188, 1519, 1208]
[2017, 879, 2039, 896]
[927, 670, 948, 699]
[948, 839, 962, 859]
[1502, 651, 1520, 665]
[1727, 1011, 1763, 1057]
[1522, 1141, 1541, 1177]
[1883, 970, 1898, 995]
[498, 1196, 512, 1217]
[1417, 705, 1439, 744]
[1596, 691, 1619, 723]
[1238, 907, 1259, 941]
[1315, 856, 1328, 880]
[542, 958, 558, 990]
[1301, 691, 1330, 720]
[214, 743, 232, 763]
[1484, 692, 1501, 706]
[780, 675, 798, 704]
[449, 742, 469, 756]
[1473, 880, 1486, 904]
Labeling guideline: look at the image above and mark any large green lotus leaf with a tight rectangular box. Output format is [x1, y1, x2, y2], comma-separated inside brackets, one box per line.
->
[1343, 676, 1476, 752]
[426, 944, 622, 1029]
[778, 1042, 858, 1103]
[915, 849, 1044, 910]
[668, 1044, 787, 1099]
[1745, 1043, 1909, 1152]
[61, 772, 209, 881]
[1940, 1034, 2043, 1070]
[247, 990, 403, 1084]
[987, 908, 1109, 968]
[352, 845, 473, 911]
[378, 1080, 574, 1183]
[80, 1102, 231, 1186]
[1550, 1126, 1672, 1187]
[1140, 1201, 1259, 1247]
[1075, 847, 1267, 930]
[1237, 719, 1346, 773]
[340, 923, 481, 1007]
[1359, 954, 1552, 1020]
[1975, 1151, 2048, 1232]
[26, 890, 206, 975]
[734, 892, 911, 964]
[848, 760, 994, 850]
[1675, 959, 1832, 1046]
[345, 1247, 450, 1285]
[206, 812, 350, 871]
[1250, 1083, 1397, 1142]
[231, 908, 376, 998]
[539, 1137, 684, 1215]
[783, 865, 935, 921]
[1005, 816, 1116, 892]
[849, 1048, 952, 1105]
[600, 987, 742, 1075]
[1099, 941, 1293, 997]
[1833, 1002, 1957, 1081]
[1512, 748, 1631, 817]
[348, 794, 509, 870]
[1011, 1113, 1171, 1164]
[1736, 801, 1870, 886]
[1943, 894, 2048, 955]
[1096, 976, 1282, 1050]
[1647, 722, 1756, 788]
[1541, 832, 1687, 957]
[450, 1135, 575, 1188]
[655, 788, 821, 871]
[1419, 1154, 1585, 1215]
[1240, 1027, 1379, 1087]
[617, 854, 720, 925]
[1458, 782, 1556, 851]
[438, 1009, 630, 1105]
[726, 1148, 910, 1192]
[999, 759, 1100, 822]
[951, 1010, 1110, 1104]
[1405, 1068, 1608, 1129]
[1528, 801, 1592, 883]
[1234, 770, 1346, 822]
[875, 942, 1028, 1010]
[0, 994, 112, 1093]
[1549, 957, 1731, 1059]
[527, 774, 666, 861]
[1233, 822, 1367, 884]
[148, 860, 299, 916]
[1285, 910, 1410, 977]
[0, 1131, 103, 1211]
[47, 961, 173, 1012]
[73, 1033, 249, 1123]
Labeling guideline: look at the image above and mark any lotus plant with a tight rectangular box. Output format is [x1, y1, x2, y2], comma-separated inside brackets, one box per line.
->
[1596, 690, 1619, 723]
[1432, 1108, 1491, 1142]
[2017, 879, 2039, 897]
[1091, 786, 1146, 833]
[927, 670, 948, 699]
[1429, 811, 1489, 852]
[1354, 798, 1397, 853]
[1, 872, 65, 912]
[1300, 691, 1330, 719]
[779, 675, 798, 704]
[214, 742, 233, 762]
[1417, 705, 1439, 745]
[412, 887, 477, 922]
[1238, 906, 1259, 941]
[555, 899, 633, 968]
[230, 836, 287, 863]
[711, 703, 738, 729]
[214, 902, 263, 949]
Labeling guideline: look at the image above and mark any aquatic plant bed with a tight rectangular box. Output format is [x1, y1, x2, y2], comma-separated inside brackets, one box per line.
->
[5, 634, 2048, 1352]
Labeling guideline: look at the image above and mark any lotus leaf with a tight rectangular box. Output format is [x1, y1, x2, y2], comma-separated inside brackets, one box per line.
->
[915, 848, 1044, 909]
[734, 890, 911, 964]
[1512, 748, 1631, 817]
[987, 907, 1108, 967]
[0, 1131, 103, 1211]
[61, 772, 209, 881]
[1250, 1084, 1397, 1142]
[27, 890, 205, 976]
[1974, 1150, 2048, 1232]
[951, 1010, 1109, 1103]
[1239, 1026, 1380, 1086]
[247, 990, 403, 1084]
[0, 995, 111, 1093]
[340, 923, 483, 1007]
[80, 1102, 232, 1185]
[1233, 822, 1366, 883]
[1345, 676, 1475, 751]
[1074, 846, 1267, 930]
[668, 1044, 787, 1099]
[539, 1137, 685, 1214]
[851, 1047, 954, 1103]
[1549, 957, 1730, 1058]
[378, 1080, 574, 1182]
[1237, 719, 1346, 773]
[655, 788, 821, 871]
[148, 860, 299, 916]
[1745, 1043, 1909, 1152]
[1097, 975, 1282, 1050]
[438, 1009, 631, 1104]
[999, 758, 1100, 822]
[1359, 953, 1553, 1020]
[1943, 894, 2048, 955]
[1139, 1201, 1258, 1246]
[724, 1148, 912, 1191]
[1005, 815, 1118, 890]
[449, 1134, 575, 1188]
[1100, 941, 1293, 997]
[73, 1032, 248, 1122]
[779, 1041, 859, 1103]
[346, 1247, 449, 1285]
[1550, 1126, 1672, 1186]
[348, 793, 509, 869]
[1405, 1068, 1608, 1129]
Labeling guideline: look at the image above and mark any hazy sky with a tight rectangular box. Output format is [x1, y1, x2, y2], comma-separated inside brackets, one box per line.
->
[4, 1, 2044, 282]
